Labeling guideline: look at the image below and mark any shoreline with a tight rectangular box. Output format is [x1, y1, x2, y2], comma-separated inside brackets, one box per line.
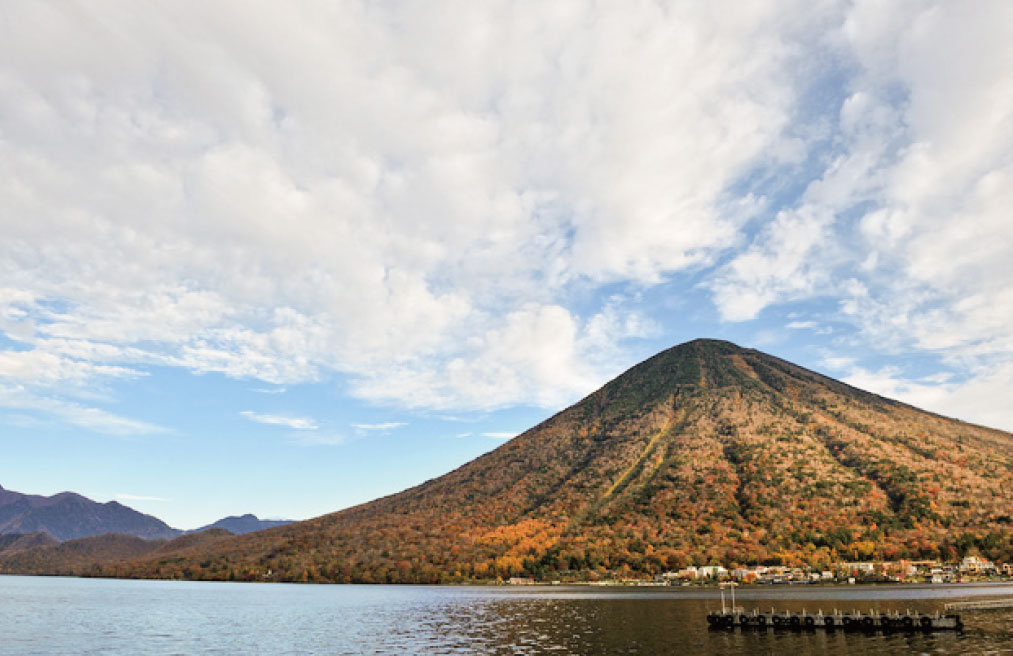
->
[4, 571, 1013, 590]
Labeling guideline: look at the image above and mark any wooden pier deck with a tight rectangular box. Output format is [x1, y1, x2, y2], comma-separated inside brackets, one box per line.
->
[706, 608, 963, 631]
[706, 582, 962, 632]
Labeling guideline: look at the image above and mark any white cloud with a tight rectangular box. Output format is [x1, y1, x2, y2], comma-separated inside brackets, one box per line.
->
[786, 320, 832, 334]
[841, 362, 1013, 432]
[482, 432, 518, 439]
[697, 1, 1013, 429]
[240, 410, 318, 431]
[0, 348, 143, 386]
[833, 1, 1013, 429]
[351, 304, 600, 410]
[710, 206, 836, 321]
[821, 355, 857, 372]
[0, 1, 836, 415]
[352, 422, 406, 431]
[2, 0, 1012, 433]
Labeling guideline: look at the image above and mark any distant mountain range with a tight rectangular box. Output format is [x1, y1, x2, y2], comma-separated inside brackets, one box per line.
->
[2, 339, 1011, 582]
[0, 485, 179, 541]
[0, 484, 291, 541]
[189, 514, 293, 535]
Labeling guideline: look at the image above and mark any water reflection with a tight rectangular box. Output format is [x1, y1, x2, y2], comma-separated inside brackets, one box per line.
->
[1, 577, 1010, 655]
[398, 595, 993, 656]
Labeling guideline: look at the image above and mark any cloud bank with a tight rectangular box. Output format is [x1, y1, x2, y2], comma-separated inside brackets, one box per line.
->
[1, 1, 1012, 428]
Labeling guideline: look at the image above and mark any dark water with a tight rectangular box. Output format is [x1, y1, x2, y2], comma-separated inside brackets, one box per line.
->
[1, 577, 1011, 655]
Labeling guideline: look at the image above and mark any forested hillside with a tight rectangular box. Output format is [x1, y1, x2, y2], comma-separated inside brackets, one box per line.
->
[3, 339, 1011, 582]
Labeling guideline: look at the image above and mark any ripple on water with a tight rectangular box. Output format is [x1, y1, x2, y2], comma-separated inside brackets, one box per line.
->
[1, 578, 1011, 654]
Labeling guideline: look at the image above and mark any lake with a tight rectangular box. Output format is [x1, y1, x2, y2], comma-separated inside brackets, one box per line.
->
[1, 576, 1011, 654]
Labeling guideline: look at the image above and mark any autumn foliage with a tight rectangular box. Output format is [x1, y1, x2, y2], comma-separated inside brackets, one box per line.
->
[3, 339, 1011, 582]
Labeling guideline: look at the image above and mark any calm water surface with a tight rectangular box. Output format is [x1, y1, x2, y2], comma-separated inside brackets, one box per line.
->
[1, 576, 1011, 655]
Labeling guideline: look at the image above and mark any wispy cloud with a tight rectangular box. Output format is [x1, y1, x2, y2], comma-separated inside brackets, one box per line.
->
[432, 415, 485, 423]
[252, 387, 287, 395]
[787, 320, 832, 334]
[0, 413, 47, 428]
[289, 433, 347, 446]
[240, 410, 318, 430]
[441, 432, 477, 439]
[116, 493, 166, 502]
[352, 422, 406, 431]
[482, 432, 518, 439]
[0, 385, 167, 436]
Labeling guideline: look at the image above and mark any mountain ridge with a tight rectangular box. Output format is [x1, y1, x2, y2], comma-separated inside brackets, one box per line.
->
[0, 484, 292, 541]
[0, 484, 181, 541]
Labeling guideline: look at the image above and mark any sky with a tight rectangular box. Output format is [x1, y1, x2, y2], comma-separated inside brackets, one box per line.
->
[1, 1, 1012, 529]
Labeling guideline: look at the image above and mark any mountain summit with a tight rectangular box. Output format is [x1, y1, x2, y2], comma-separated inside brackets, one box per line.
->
[4, 339, 1012, 581]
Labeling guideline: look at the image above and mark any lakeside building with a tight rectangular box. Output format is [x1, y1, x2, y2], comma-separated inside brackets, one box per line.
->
[959, 555, 996, 574]
[657, 557, 1012, 585]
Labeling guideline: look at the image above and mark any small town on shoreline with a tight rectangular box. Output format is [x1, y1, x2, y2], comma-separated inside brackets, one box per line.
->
[507, 555, 1013, 586]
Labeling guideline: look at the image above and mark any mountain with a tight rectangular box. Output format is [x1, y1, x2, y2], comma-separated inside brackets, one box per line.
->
[3, 339, 1011, 582]
[0, 483, 291, 543]
[0, 484, 181, 541]
[0, 531, 58, 556]
[190, 514, 293, 535]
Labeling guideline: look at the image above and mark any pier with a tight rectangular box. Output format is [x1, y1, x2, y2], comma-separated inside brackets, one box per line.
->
[706, 607, 963, 631]
[706, 583, 962, 631]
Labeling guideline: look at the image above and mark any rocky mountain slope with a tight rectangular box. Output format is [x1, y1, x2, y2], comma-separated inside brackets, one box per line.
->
[3, 339, 1011, 582]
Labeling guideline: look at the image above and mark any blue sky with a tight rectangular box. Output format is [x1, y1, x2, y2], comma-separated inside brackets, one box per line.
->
[2, 1, 1012, 529]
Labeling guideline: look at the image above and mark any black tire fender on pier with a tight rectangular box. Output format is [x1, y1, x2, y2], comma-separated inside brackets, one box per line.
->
[879, 616, 892, 627]
[739, 615, 750, 625]
[862, 617, 874, 628]
[772, 615, 784, 626]
[804, 616, 815, 627]
[756, 615, 766, 626]
[842, 616, 853, 627]
[823, 616, 835, 627]
[902, 616, 914, 628]
[789, 616, 801, 627]
[920, 616, 932, 629]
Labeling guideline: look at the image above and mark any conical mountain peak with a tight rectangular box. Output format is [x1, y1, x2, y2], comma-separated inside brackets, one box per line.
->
[570, 338, 847, 426]
[3, 340, 1011, 582]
